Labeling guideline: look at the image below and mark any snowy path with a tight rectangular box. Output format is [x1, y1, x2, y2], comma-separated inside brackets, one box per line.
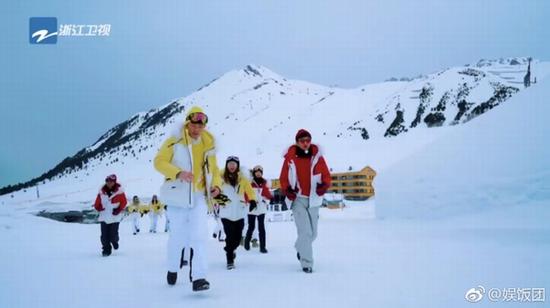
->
[1, 202, 548, 308]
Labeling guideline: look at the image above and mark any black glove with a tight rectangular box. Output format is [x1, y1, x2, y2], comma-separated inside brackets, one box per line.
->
[112, 209, 118, 215]
[249, 200, 257, 212]
[316, 183, 329, 196]
[213, 193, 231, 207]
[286, 187, 297, 201]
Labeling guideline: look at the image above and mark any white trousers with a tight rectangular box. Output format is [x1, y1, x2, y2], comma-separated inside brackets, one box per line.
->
[131, 213, 140, 233]
[149, 213, 160, 232]
[166, 194, 208, 281]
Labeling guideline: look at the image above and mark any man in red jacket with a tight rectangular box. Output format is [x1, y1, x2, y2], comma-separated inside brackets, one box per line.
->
[94, 174, 127, 256]
[279, 129, 331, 273]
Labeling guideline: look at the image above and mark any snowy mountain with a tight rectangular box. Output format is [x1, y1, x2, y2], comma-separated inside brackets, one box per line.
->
[2, 57, 549, 204]
[376, 70, 550, 220]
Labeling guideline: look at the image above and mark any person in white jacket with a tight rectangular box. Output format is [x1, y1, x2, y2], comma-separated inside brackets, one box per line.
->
[154, 106, 222, 292]
[244, 165, 273, 253]
[217, 156, 257, 270]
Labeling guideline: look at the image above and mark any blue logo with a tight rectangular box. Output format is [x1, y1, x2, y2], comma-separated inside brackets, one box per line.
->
[29, 17, 58, 44]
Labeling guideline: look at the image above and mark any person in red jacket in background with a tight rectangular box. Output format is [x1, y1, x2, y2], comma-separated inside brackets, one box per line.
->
[94, 174, 127, 257]
[245, 165, 274, 253]
[279, 129, 331, 273]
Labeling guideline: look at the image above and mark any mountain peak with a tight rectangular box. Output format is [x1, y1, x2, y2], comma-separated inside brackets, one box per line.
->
[240, 64, 282, 80]
[474, 57, 534, 67]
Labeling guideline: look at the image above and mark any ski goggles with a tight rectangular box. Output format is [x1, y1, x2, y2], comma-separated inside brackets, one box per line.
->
[226, 156, 240, 163]
[187, 112, 208, 124]
[297, 137, 312, 144]
[252, 165, 263, 173]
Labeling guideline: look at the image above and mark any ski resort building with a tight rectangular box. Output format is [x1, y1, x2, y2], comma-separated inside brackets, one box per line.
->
[271, 166, 376, 201]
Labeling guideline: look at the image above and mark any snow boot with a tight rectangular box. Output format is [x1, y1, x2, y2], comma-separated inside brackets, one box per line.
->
[112, 242, 119, 250]
[167, 271, 177, 285]
[244, 240, 250, 251]
[260, 247, 268, 254]
[192, 279, 210, 291]
[302, 267, 313, 274]
[297, 252, 301, 260]
[251, 238, 259, 248]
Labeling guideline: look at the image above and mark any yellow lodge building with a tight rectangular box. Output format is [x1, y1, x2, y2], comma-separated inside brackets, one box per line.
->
[271, 166, 376, 200]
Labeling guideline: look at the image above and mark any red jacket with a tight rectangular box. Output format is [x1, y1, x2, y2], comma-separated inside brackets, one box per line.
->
[279, 144, 331, 197]
[94, 183, 127, 215]
[251, 179, 274, 201]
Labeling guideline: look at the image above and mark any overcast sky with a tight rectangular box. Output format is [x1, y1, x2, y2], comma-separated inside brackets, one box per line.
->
[1, 0, 549, 187]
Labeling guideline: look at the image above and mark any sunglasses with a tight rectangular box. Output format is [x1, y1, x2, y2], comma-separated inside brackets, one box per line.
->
[187, 112, 208, 124]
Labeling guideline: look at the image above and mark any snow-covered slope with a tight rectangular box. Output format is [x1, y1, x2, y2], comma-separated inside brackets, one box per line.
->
[376, 72, 550, 219]
[2, 58, 549, 206]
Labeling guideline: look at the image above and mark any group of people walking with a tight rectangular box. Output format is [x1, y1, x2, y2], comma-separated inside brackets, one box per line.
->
[126, 195, 168, 235]
[93, 106, 331, 292]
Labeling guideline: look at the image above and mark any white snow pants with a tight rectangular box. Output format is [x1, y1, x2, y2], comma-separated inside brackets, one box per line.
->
[131, 213, 140, 233]
[166, 193, 208, 281]
[149, 213, 159, 232]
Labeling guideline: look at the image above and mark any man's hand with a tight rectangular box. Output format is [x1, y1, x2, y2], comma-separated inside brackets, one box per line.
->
[177, 171, 194, 183]
[286, 187, 297, 201]
[316, 183, 328, 196]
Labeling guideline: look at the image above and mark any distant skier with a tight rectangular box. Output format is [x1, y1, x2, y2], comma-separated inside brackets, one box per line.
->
[279, 129, 331, 273]
[217, 156, 257, 270]
[93, 174, 127, 257]
[127, 196, 146, 235]
[148, 195, 164, 233]
[244, 165, 273, 253]
[154, 106, 222, 292]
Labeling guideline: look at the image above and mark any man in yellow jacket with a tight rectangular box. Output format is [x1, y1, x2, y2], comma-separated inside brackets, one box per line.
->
[154, 106, 221, 292]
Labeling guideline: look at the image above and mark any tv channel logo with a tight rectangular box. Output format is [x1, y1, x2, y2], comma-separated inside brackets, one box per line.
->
[29, 17, 58, 44]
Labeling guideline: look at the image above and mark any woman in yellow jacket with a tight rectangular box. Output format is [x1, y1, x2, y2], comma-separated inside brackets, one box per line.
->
[148, 195, 164, 233]
[217, 156, 257, 270]
[154, 106, 222, 292]
[127, 196, 148, 235]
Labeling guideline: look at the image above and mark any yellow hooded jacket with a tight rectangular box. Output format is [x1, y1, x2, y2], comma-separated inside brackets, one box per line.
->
[154, 106, 222, 210]
[127, 202, 149, 214]
[149, 201, 165, 214]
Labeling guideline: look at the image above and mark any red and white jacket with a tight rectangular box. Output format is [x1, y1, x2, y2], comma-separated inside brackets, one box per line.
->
[250, 178, 274, 215]
[94, 183, 127, 223]
[279, 144, 331, 208]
